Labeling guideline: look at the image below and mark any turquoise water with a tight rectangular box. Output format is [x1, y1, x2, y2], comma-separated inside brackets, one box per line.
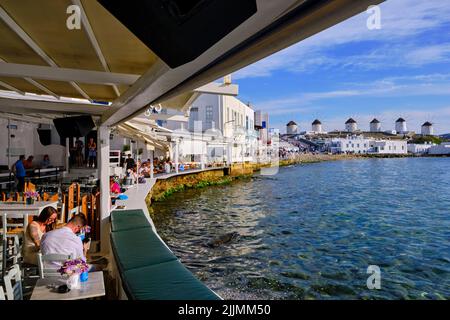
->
[151, 158, 450, 300]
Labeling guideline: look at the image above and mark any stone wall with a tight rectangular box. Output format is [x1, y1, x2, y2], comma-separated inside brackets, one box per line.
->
[147, 169, 231, 204]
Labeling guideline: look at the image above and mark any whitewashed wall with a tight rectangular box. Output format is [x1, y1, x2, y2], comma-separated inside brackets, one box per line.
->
[0, 118, 65, 167]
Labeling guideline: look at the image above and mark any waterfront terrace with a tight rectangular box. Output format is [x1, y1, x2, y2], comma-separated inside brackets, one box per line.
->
[0, 0, 384, 300]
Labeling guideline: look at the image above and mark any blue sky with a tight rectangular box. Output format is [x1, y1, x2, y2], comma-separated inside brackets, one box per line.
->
[233, 0, 450, 134]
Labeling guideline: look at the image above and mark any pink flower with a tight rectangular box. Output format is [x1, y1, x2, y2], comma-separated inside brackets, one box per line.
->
[57, 258, 89, 275]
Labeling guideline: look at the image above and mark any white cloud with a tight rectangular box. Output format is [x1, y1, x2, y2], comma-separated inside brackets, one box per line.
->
[255, 73, 450, 112]
[235, 0, 450, 79]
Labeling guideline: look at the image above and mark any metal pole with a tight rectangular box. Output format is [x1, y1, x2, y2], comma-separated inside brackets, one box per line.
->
[2, 213, 7, 277]
[175, 140, 179, 174]
[7, 118, 11, 170]
[65, 137, 70, 174]
[136, 140, 139, 190]
[150, 149, 154, 179]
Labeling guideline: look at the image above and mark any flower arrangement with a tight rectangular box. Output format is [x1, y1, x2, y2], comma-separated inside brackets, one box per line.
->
[57, 258, 89, 276]
[24, 191, 39, 199]
[81, 225, 91, 234]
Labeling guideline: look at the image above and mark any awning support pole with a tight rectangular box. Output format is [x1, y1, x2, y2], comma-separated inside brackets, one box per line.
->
[175, 140, 179, 174]
[98, 125, 111, 254]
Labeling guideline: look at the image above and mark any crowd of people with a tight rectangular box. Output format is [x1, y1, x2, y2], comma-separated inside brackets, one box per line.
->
[11, 154, 53, 192]
[70, 137, 97, 168]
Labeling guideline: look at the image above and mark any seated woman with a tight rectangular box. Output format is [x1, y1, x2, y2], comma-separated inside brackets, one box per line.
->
[110, 176, 121, 194]
[40, 154, 51, 168]
[22, 206, 58, 265]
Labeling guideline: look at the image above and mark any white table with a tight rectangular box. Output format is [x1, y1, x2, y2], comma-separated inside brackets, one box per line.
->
[0, 201, 58, 276]
[30, 271, 105, 300]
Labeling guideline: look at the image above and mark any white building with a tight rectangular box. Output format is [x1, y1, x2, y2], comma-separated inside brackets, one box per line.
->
[370, 118, 381, 132]
[395, 118, 407, 134]
[421, 122, 434, 136]
[0, 118, 66, 169]
[345, 118, 357, 132]
[328, 135, 372, 154]
[287, 121, 298, 134]
[327, 135, 407, 154]
[312, 119, 323, 133]
[407, 143, 435, 154]
[371, 140, 407, 154]
[255, 110, 269, 144]
[428, 143, 450, 155]
[187, 93, 258, 163]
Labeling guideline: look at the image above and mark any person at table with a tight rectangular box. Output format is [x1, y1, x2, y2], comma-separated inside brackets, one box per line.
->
[125, 154, 135, 170]
[11, 155, 26, 192]
[24, 155, 34, 169]
[41, 214, 90, 268]
[40, 154, 51, 168]
[22, 206, 58, 265]
[110, 176, 121, 194]
[164, 161, 172, 174]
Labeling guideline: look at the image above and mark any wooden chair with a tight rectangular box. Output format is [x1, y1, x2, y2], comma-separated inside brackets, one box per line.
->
[94, 193, 101, 241]
[25, 182, 36, 192]
[49, 193, 59, 202]
[80, 195, 88, 217]
[37, 253, 73, 279]
[67, 183, 75, 214]
[60, 194, 67, 224]
[4, 264, 23, 300]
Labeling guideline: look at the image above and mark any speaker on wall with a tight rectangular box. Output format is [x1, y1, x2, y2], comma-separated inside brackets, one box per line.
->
[53, 116, 95, 138]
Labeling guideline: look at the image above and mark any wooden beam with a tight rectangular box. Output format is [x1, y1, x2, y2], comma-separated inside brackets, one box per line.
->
[72, 0, 121, 97]
[0, 97, 109, 115]
[0, 62, 140, 86]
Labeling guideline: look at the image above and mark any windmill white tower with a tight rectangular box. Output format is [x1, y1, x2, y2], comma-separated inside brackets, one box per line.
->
[312, 119, 322, 133]
[345, 118, 357, 132]
[395, 118, 407, 134]
[421, 122, 433, 135]
[286, 121, 298, 134]
[370, 118, 381, 132]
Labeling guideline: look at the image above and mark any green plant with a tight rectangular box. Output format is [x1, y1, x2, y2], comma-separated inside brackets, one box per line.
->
[122, 144, 130, 152]
[409, 135, 442, 145]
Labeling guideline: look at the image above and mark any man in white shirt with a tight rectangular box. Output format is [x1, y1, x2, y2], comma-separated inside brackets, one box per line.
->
[41, 214, 88, 268]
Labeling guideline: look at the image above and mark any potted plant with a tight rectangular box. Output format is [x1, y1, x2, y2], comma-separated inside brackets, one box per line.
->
[57, 258, 90, 289]
[24, 191, 39, 205]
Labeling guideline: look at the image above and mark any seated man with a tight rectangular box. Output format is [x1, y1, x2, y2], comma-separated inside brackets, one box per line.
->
[41, 214, 89, 269]
[24, 155, 34, 169]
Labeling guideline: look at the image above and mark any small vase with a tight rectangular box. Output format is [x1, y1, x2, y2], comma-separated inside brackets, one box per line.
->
[67, 274, 81, 289]
[26, 198, 35, 205]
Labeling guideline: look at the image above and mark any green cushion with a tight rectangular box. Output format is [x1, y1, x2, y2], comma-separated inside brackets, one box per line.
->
[110, 229, 177, 271]
[122, 261, 221, 300]
[111, 209, 151, 232]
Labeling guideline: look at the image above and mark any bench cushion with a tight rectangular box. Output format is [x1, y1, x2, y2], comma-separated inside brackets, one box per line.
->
[110, 209, 151, 232]
[122, 261, 220, 300]
[110, 229, 177, 271]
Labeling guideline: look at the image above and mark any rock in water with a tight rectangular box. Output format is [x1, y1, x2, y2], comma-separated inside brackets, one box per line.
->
[205, 232, 240, 248]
